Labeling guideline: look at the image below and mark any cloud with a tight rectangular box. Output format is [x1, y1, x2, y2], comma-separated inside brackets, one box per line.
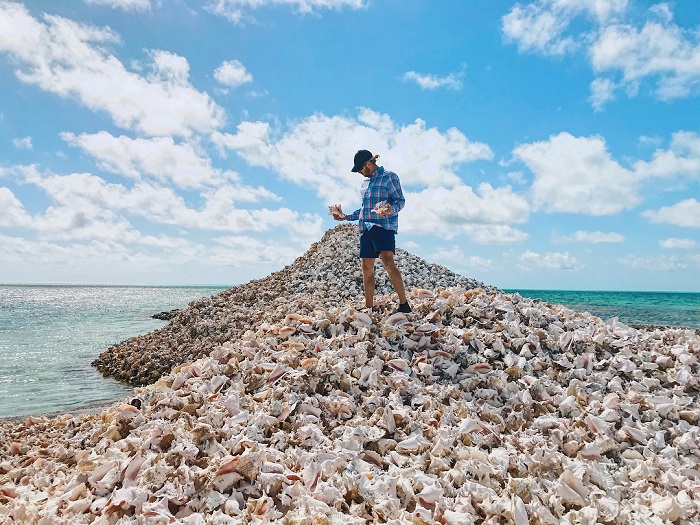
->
[618, 254, 688, 271]
[634, 131, 700, 180]
[212, 108, 494, 207]
[214, 60, 253, 88]
[403, 66, 466, 91]
[431, 247, 494, 271]
[503, 2, 700, 108]
[591, 15, 700, 102]
[513, 132, 640, 215]
[205, 0, 366, 24]
[3, 165, 323, 241]
[643, 199, 700, 228]
[519, 250, 581, 270]
[12, 136, 32, 150]
[659, 238, 696, 250]
[60, 131, 275, 192]
[557, 230, 625, 243]
[401, 184, 530, 242]
[0, 187, 32, 227]
[502, 0, 628, 56]
[0, 3, 224, 137]
[83, 0, 152, 11]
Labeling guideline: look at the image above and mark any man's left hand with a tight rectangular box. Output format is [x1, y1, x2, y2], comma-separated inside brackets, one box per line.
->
[374, 204, 392, 217]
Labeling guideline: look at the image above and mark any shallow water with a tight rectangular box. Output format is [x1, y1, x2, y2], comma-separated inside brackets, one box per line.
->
[0, 285, 227, 418]
[507, 289, 700, 329]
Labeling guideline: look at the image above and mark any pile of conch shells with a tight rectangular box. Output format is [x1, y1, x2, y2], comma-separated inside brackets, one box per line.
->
[2, 225, 700, 524]
[93, 225, 490, 385]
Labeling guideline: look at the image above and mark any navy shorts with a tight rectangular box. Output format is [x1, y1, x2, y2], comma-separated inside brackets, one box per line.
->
[359, 225, 396, 258]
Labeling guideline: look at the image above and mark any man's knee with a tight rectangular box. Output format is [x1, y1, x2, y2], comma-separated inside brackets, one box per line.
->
[361, 258, 376, 273]
[379, 251, 396, 268]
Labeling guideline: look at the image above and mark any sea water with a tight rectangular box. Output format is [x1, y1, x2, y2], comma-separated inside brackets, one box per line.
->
[506, 289, 700, 329]
[0, 285, 227, 418]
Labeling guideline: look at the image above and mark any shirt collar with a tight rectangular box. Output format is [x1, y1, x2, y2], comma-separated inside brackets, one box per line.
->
[370, 166, 385, 177]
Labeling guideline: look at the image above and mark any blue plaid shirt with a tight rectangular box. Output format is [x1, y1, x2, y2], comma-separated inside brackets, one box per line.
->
[346, 166, 405, 233]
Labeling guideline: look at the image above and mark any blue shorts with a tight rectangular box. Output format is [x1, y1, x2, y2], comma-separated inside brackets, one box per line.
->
[359, 225, 396, 258]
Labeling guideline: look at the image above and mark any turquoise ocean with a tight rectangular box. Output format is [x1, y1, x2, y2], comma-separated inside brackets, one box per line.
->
[1, 286, 698, 419]
[0, 285, 227, 419]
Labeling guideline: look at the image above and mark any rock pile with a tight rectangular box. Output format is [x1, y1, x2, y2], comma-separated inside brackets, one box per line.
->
[93, 224, 491, 385]
[1, 225, 700, 524]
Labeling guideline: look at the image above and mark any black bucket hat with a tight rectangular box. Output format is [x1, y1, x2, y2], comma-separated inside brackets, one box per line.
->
[351, 149, 374, 172]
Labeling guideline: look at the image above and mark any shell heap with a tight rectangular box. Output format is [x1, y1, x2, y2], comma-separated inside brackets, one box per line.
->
[2, 226, 700, 524]
[93, 224, 490, 385]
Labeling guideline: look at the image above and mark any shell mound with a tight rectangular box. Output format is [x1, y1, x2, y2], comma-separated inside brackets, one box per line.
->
[2, 284, 700, 523]
[93, 224, 491, 385]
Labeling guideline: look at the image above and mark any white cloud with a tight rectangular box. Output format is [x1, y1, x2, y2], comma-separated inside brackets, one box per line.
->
[205, 0, 366, 24]
[591, 16, 700, 101]
[60, 131, 274, 192]
[401, 184, 530, 242]
[431, 247, 492, 271]
[634, 131, 700, 180]
[214, 60, 253, 88]
[659, 238, 696, 250]
[558, 230, 625, 243]
[212, 108, 494, 208]
[0, 187, 32, 227]
[514, 132, 640, 215]
[519, 250, 581, 270]
[12, 136, 32, 150]
[589, 77, 617, 111]
[83, 0, 152, 11]
[403, 66, 465, 91]
[0, 3, 225, 137]
[502, 0, 628, 56]
[4, 165, 323, 241]
[503, 2, 700, 108]
[618, 254, 687, 271]
[643, 199, 700, 228]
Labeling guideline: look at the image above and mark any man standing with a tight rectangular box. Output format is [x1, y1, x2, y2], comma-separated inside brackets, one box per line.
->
[332, 150, 412, 314]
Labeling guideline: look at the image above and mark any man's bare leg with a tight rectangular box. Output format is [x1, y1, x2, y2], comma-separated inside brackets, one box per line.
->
[361, 258, 376, 308]
[379, 251, 407, 304]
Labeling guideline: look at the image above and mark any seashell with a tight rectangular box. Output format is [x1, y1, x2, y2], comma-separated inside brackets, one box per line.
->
[465, 362, 492, 374]
[395, 431, 429, 454]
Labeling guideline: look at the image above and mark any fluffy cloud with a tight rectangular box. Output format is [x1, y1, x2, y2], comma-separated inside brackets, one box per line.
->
[431, 247, 493, 271]
[503, 1, 700, 108]
[401, 184, 530, 242]
[212, 108, 494, 207]
[591, 17, 700, 101]
[659, 238, 696, 250]
[403, 66, 465, 91]
[514, 132, 640, 215]
[618, 254, 688, 271]
[60, 132, 274, 193]
[205, 0, 366, 24]
[634, 132, 700, 180]
[214, 60, 253, 88]
[3, 165, 323, 241]
[502, 0, 628, 56]
[83, 0, 151, 11]
[643, 199, 700, 228]
[12, 136, 32, 150]
[0, 3, 224, 137]
[0, 187, 32, 227]
[519, 250, 581, 270]
[558, 230, 625, 243]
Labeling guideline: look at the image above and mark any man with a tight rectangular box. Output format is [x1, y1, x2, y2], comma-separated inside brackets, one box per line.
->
[332, 149, 412, 314]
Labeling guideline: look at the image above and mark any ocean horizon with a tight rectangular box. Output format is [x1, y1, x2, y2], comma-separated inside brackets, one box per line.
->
[1, 284, 698, 418]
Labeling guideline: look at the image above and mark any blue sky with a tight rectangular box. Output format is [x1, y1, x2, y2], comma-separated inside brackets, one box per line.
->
[0, 0, 699, 291]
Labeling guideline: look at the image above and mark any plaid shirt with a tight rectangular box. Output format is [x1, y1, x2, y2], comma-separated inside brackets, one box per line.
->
[346, 166, 405, 233]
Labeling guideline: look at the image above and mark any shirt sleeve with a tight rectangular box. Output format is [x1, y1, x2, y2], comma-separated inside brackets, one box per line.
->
[346, 208, 361, 221]
[386, 173, 405, 213]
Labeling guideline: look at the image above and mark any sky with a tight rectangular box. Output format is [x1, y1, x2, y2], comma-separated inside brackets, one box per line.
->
[0, 0, 699, 291]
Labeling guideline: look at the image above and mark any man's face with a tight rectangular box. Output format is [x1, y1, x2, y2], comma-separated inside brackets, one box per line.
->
[358, 160, 375, 177]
